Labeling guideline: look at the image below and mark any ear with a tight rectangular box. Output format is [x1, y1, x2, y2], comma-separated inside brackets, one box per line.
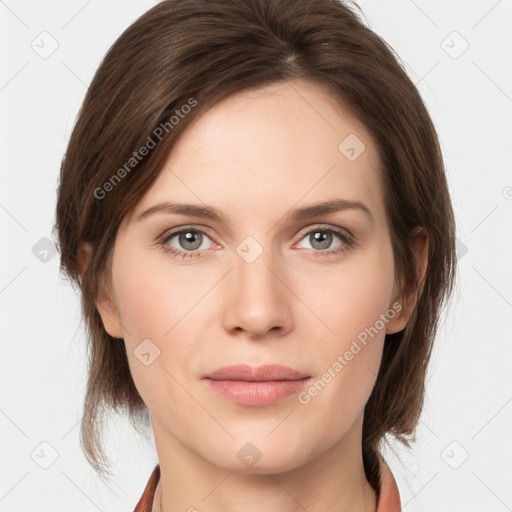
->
[386, 226, 429, 334]
[77, 241, 124, 339]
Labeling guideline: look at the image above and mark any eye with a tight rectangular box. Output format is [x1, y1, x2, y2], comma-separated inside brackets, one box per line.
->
[159, 227, 216, 259]
[158, 224, 354, 260]
[294, 226, 354, 257]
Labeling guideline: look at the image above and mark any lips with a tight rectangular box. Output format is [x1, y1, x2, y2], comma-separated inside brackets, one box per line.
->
[204, 364, 310, 381]
[203, 364, 311, 406]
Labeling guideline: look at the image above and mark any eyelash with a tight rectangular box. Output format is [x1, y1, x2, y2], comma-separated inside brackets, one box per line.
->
[157, 224, 355, 260]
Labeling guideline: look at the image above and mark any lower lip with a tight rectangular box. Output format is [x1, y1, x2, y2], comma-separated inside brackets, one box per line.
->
[204, 378, 311, 406]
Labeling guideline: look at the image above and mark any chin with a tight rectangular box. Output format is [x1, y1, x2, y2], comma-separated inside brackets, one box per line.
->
[205, 440, 312, 475]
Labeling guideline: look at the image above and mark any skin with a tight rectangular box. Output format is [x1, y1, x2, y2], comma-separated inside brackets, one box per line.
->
[86, 79, 428, 512]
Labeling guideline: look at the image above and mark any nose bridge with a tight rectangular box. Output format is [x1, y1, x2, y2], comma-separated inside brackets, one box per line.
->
[224, 234, 291, 335]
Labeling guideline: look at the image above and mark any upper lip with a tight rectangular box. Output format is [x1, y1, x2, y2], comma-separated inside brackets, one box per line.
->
[204, 364, 310, 381]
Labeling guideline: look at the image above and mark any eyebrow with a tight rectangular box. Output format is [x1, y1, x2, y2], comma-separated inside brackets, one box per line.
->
[137, 201, 226, 223]
[136, 199, 374, 224]
[284, 199, 373, 224]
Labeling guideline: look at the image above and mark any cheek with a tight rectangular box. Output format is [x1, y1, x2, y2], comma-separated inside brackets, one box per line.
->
[296, 241, 395, 403]
[301, 238, 396, 346]
[110, 248, 197, 406]
[113, 246, 201, 341]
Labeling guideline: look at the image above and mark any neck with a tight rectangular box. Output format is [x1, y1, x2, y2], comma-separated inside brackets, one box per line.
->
[151, 413, 377, 512]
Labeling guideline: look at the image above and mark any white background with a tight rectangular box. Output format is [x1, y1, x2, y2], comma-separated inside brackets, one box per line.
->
[1, 0, 511, 510]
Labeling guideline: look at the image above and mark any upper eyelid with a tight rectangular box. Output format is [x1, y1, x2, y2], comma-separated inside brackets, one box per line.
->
[161, 224, 216, 241]
[295, 223, 352, 238]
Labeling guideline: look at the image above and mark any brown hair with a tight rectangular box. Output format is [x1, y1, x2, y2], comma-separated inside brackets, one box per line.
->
[54, 0, 456, 493]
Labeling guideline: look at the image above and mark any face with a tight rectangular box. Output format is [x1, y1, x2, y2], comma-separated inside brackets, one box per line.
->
[96, 79, 409, 474]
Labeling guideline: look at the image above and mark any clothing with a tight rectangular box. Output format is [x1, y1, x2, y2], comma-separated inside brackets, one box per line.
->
[133, 458, 401, 511]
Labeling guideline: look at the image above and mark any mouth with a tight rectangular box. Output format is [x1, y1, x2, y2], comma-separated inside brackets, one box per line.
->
[203, 363, 310, 381]
[203, 364, 311, 406]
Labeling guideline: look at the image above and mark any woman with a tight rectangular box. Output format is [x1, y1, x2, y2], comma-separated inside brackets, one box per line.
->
[54, 0, 456, 510]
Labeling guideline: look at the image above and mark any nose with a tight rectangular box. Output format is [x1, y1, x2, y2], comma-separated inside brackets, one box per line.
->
[222, 241, 293, 340]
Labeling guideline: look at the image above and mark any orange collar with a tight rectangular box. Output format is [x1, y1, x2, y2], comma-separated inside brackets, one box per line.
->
[377, 457, 402, 511]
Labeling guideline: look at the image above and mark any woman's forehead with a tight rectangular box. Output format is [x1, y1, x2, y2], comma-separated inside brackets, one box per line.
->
[129, 80, 385, 227]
